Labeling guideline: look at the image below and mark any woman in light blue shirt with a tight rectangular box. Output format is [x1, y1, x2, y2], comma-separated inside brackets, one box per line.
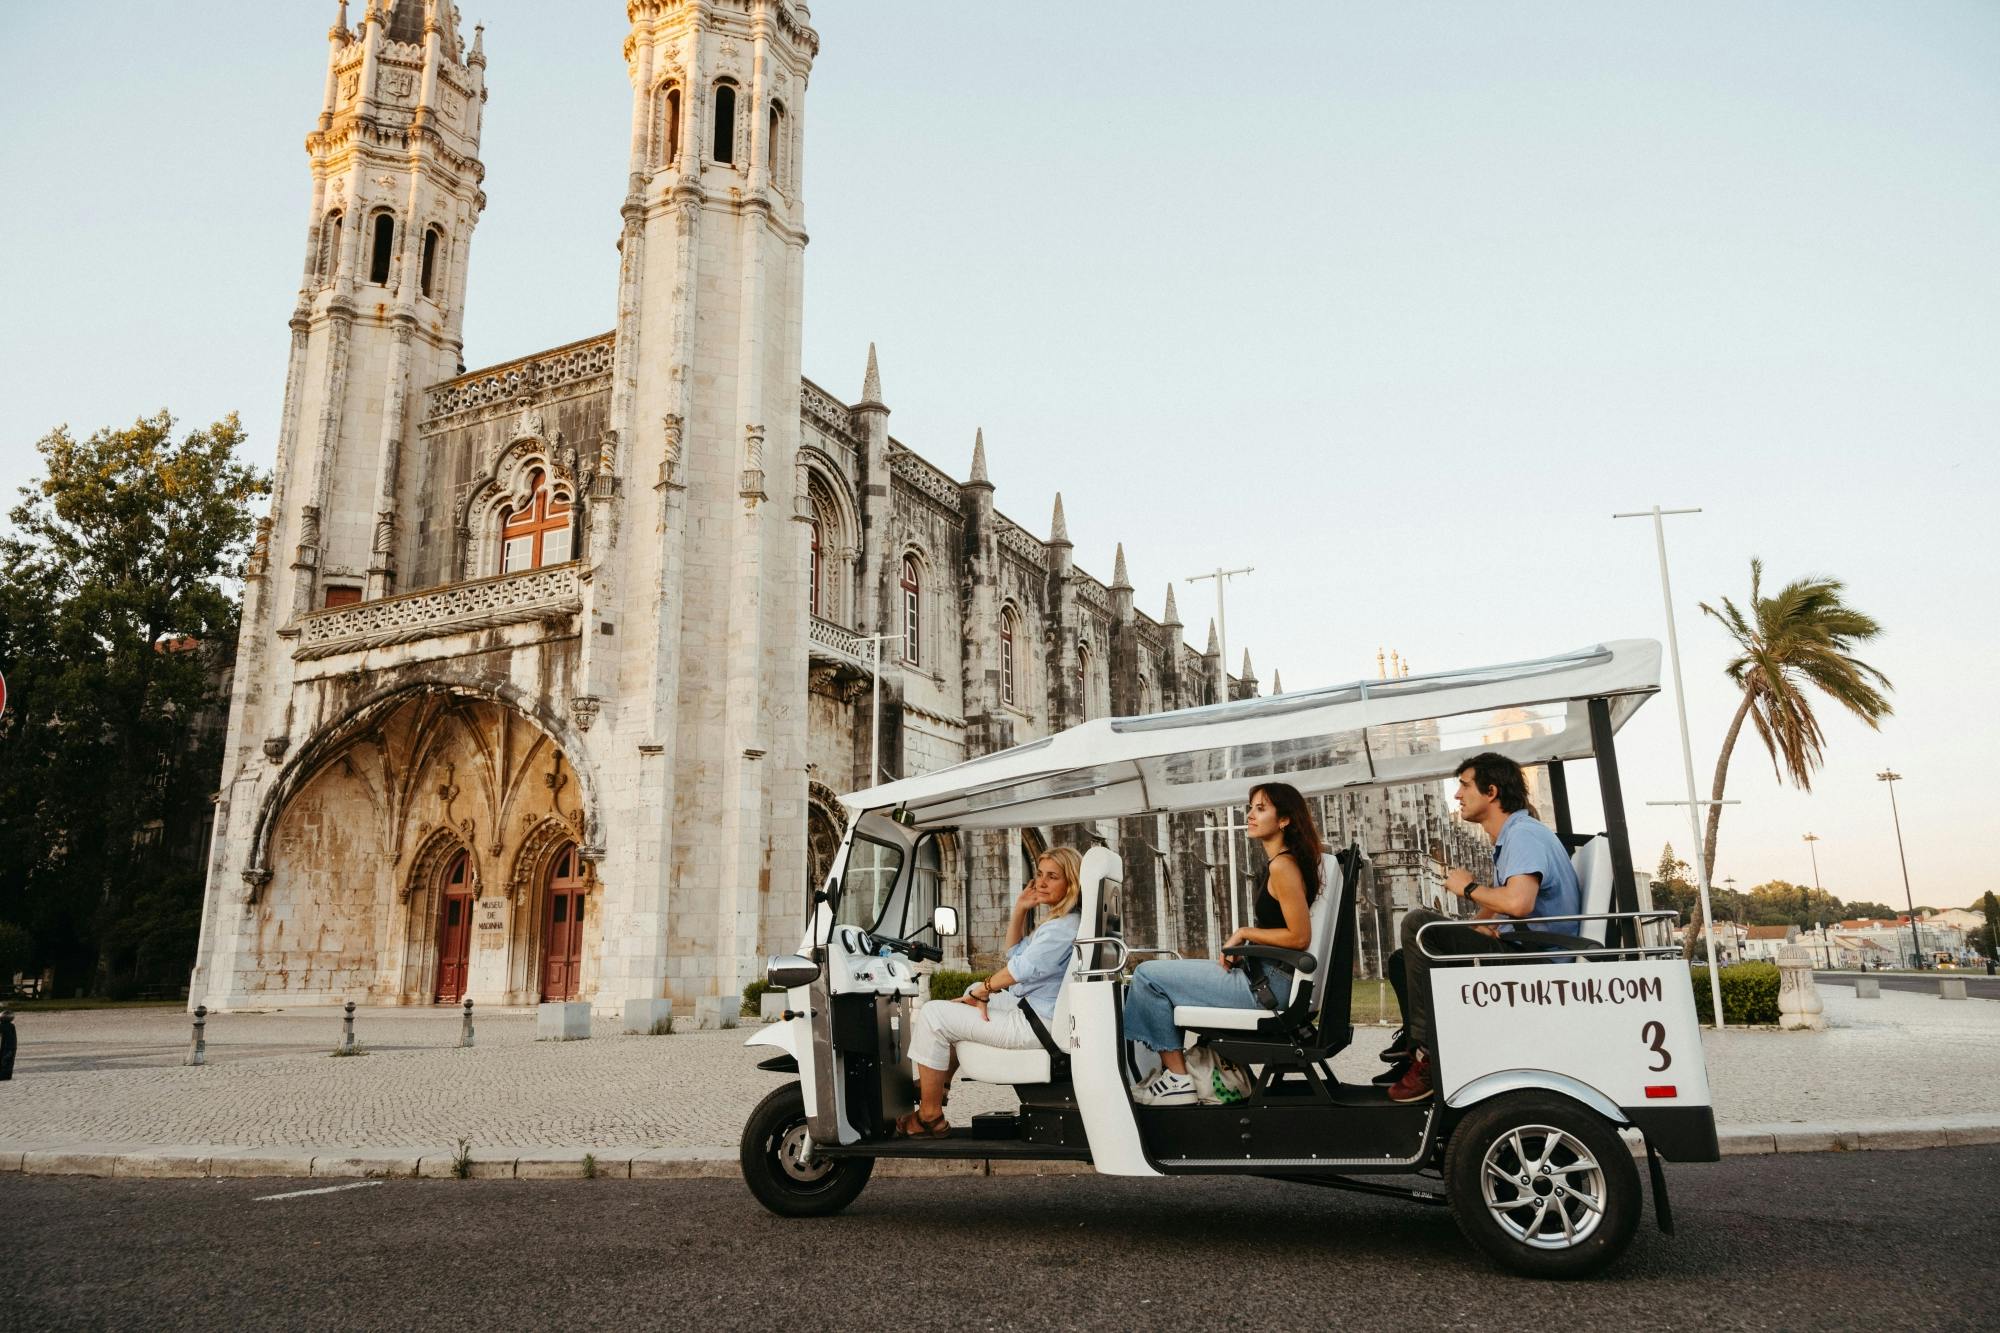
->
[899, 846, 1083, 1137]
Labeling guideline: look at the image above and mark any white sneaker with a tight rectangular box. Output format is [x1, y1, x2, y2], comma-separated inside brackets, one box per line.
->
[1131, 1069, 1198, 1106]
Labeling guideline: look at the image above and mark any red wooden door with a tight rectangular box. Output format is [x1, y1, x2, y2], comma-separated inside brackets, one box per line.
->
[540, 844, 587, 1001]
[434, 851, 474, 1002]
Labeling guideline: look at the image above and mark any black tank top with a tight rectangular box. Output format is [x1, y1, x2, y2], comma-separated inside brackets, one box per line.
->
[1252, 851, 1318, 930]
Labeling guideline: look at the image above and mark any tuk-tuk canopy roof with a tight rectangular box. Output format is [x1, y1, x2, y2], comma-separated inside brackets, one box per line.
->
[843, 640, 1661, 830]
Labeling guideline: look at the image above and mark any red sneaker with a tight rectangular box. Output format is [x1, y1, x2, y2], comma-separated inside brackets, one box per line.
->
[1387, 1050, 1433, 1103]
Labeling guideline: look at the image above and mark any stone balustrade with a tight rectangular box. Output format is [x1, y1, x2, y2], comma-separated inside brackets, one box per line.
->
[808, 614, 873, 670]
[292, 563, 584, 660]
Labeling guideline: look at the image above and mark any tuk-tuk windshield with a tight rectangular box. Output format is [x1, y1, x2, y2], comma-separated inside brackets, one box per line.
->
[835, 836, 904, 932]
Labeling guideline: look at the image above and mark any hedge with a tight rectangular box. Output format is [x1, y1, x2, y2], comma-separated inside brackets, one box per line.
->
[929, 969, 986, 1001]
[741, 977, 774, 1017]
[1689, 962, 1781, 1025]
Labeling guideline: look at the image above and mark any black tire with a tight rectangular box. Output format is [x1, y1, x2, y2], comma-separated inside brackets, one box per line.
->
[1443, 1091, 1641, 1279]
[739, 1082, 873, 1218]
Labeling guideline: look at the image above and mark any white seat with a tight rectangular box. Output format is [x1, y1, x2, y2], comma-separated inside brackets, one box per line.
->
[1570, 836, 1615, 945]
[956, 1027, 1056, 1084]
[1172, 853, 1341, 1033]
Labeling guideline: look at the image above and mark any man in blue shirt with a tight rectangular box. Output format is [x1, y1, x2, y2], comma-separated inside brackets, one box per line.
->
[1386, 752, 1581, 1103]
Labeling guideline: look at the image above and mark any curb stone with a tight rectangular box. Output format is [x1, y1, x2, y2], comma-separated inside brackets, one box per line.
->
[2, 1117, 1995, 1181]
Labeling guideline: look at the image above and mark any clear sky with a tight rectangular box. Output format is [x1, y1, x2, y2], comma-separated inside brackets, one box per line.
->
[2, 2, 1994, 911]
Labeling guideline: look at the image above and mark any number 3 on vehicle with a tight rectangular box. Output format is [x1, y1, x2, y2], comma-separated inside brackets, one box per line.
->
[1641, 1019, 1672, 1072]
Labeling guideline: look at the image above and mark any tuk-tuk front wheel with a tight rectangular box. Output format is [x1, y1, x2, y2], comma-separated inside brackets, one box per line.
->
[1444, 1091, 1640, 1279]
[740, 1082, 873, 1218]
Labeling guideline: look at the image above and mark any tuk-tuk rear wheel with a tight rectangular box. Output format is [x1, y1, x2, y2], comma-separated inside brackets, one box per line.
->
[1444, 1091, 1640, 1279]
[740, 1082, 873, 1218]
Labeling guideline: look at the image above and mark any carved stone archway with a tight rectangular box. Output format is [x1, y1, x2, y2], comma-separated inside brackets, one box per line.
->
[806, 780, 848, 896]
[400, 824, 472, 1002]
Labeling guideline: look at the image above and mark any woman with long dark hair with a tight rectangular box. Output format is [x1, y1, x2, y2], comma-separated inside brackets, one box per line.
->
[1125, 782, 1323, 1105]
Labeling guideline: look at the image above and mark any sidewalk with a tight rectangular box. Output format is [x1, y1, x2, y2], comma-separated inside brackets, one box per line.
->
[2, 982, 1995, 1179]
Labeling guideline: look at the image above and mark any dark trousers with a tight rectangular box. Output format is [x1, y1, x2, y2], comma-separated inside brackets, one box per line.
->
[1398, 908, 1527, 1053]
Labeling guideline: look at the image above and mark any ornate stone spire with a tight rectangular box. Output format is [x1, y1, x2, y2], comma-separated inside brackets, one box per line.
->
[1205, 619, 1220, 656]
[1162, 582, 1180, 626]
[1049, 492, 1070, 546]
[469, 21, 484, 66]
[860, 342, 882, 404]
[1271, 669, 1283, 694]
[1241, 648, 1255, 681]
[1111, 543, 1130, 589]
[968, 427, 989, 486]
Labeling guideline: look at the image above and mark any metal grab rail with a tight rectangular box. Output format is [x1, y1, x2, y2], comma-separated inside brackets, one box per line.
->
[1122, 946, 1183, 962]
[1413, 910, 1683, 963]
[1070, 935, 1129, 980]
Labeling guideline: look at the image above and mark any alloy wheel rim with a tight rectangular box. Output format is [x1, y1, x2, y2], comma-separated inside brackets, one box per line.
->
[1478, 1122, 1606, 1250]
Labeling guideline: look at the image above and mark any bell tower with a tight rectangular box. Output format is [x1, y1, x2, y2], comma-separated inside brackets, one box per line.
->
[271, 0, 489, 620]
[587, 0, 819, 1005]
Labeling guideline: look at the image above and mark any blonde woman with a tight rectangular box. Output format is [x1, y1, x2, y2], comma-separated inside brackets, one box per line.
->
[898, 846, 1084, 1137]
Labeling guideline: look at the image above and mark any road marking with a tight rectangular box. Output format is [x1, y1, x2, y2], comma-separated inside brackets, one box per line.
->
[253, 1180, 385, 1202]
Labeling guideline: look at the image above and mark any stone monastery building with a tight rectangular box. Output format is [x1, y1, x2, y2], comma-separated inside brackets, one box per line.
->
[193, 0, 1486, 1015]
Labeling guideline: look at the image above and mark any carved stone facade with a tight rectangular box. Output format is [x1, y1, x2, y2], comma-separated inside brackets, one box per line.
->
[192, 1, 1462, 1012]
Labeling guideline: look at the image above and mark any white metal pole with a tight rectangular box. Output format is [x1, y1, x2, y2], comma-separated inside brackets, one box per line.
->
[1617, 504, 1726, 1029]
[870, 637, 881, 789]
[1187, 565, 1252, 937]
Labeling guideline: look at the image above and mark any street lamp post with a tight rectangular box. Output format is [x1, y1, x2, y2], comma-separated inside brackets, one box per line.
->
[1615, 505, 1725, 1028]
[1802, 831, 1822, 961]
[1876, 770, 1922, 970]
[1186, 564, 1252, 937]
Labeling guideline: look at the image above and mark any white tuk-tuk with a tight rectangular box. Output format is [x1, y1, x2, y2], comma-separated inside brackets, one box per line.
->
[739, 641, 1717, 1277]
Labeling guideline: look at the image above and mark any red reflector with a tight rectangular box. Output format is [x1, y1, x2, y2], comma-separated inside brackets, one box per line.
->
[1644, 1085, 1677, 1099]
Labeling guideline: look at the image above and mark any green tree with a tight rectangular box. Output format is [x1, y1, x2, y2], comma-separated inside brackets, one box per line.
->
[1844, 901, 1900, 921]
[1649, 843, 1698, 926]
[1978, 891, 2000, 958]
[0, 412, 266, 995]
[1699, 559, 1893, 881]
[1746, 878, 1844, 930]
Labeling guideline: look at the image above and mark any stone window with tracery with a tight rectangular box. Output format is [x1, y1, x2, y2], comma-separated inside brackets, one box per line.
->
[498, 467, 573, 574]
[999, 607, 1017, 707]
[900, 555, 922, 666]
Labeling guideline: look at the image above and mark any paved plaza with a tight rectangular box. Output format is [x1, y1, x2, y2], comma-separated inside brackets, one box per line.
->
[1, 981, 1996, 1173]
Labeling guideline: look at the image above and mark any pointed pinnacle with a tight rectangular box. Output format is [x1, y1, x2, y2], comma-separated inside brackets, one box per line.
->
[968, 427, 989, 485]
[1241, 648, 1255, 680]
[861, 342, 882, 403]
[1205, 619, 1220, 656]
[1162, 583, 1181, 625]
[1271, 669, 1283, 694]
[1049, 492, 1070, 545]
[1111, 543, 1130, 589]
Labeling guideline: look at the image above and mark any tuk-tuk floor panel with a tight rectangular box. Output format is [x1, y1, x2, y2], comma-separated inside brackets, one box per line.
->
[819, 1135, 1091, 1163]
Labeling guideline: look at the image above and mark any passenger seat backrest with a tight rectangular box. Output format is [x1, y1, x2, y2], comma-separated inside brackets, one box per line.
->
[1311, 848, 1361, 1028]
[1284, 854, 1342, 1009]
[1570, 837, 1615, 946]
[1052, 847, 1123, 1035]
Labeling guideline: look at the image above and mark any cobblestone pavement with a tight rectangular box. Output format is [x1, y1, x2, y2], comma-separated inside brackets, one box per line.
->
[1, 982, 1994, 1153]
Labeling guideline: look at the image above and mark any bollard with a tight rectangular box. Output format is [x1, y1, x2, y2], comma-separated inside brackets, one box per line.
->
[186, 1004, 207, 1067]
[1, 1008, 15, 1081]
[460, 996, 475, 1049]
[341, 999, 357, 1054]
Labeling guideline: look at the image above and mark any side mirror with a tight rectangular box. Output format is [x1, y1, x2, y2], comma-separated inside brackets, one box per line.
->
[765, 954, 820, 990]
[932, 905, 960, 938]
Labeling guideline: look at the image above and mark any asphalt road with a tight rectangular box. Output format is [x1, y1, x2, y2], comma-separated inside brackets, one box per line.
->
[1819, 972, 2000, 1000]
[3, 1147, 1995, 1331]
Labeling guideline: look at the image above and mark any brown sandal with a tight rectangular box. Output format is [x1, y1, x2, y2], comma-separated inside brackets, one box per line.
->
[895, 1109, 950, 1138]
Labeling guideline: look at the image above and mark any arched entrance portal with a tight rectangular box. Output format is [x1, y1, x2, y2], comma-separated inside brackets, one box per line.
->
[434, 850, 474, 1002]
[539, 842, 587, 1001]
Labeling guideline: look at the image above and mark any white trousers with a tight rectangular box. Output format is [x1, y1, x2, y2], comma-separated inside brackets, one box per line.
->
[908, 997, 1042, 1072]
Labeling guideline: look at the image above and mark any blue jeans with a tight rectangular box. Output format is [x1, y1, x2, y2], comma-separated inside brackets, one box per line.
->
[1124, 958, 1288, 1052]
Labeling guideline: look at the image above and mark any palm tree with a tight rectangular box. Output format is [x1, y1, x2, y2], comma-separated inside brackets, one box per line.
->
[1699, 558, 1893, 880]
